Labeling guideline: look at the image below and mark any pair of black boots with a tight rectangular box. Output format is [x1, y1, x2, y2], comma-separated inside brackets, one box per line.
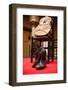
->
[32, 47, 46, 70]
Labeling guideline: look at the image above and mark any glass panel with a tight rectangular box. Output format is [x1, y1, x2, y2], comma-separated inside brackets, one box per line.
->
[41, 41, 48, 48]
[54, 48, 57, 59]
[54, 41, 57, 47]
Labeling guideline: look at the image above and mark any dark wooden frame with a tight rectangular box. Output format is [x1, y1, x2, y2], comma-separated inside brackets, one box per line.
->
[9, 4, 66, 86]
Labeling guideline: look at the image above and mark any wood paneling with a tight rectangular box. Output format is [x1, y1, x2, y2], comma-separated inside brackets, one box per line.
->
[23, 30, 31, 57]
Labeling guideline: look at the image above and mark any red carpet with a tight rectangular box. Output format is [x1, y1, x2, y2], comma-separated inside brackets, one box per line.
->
[23, 58, 57, 75]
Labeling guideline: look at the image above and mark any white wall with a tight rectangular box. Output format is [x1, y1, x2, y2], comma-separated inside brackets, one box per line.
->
[0, 0, 68, 90]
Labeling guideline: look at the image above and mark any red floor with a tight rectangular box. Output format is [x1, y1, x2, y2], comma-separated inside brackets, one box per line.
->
[23, 58, 57, 75]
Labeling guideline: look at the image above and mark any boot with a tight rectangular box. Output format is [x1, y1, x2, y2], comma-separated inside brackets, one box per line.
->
[35, 49, 46, 70]
[35, 59, 45, 70]
[32, 55, 40, 68]
[32, 60, 39, 68]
